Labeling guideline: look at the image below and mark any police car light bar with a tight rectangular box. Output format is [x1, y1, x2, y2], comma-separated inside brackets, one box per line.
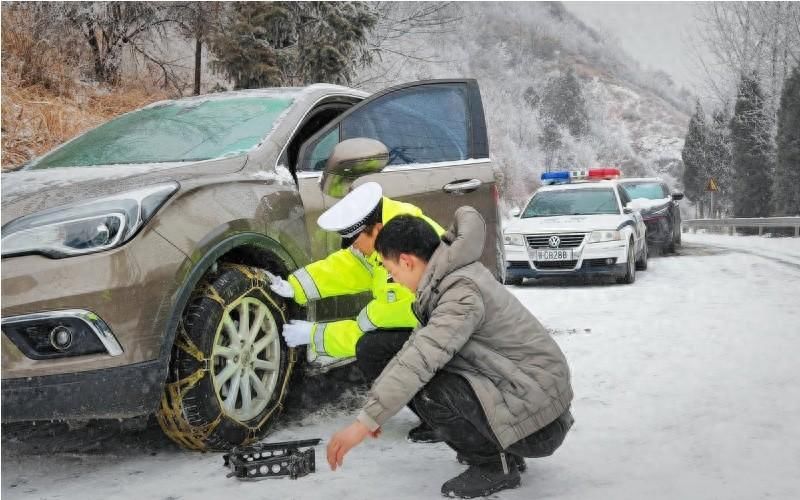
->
[587, 168, 621, 180]
[540, 168, 622, 184]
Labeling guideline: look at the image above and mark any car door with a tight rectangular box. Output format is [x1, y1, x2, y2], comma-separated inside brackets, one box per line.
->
[295, 79, 500, 277]
[617, 185, 645, 250]
[662, 182, 680, 234]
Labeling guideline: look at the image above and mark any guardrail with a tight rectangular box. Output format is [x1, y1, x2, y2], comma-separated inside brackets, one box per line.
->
[683, 217, 800, 237]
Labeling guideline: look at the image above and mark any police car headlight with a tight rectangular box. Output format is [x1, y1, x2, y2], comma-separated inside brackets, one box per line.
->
[504, 233, 525, 246]
[1, 182, 178, 258]
[589, 230, 621, 243]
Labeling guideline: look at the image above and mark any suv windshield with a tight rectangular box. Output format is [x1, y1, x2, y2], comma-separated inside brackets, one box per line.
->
[622, 182, 667, 200]
[522, 188, 620, 217]
[29, 96, 295, 168]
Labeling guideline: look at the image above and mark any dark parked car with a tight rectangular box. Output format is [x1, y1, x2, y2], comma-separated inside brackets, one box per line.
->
[619, 177, 683, 253]
[1, 80, 504, 450]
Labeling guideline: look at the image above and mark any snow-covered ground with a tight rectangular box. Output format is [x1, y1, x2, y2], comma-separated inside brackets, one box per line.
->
[3, 233, 800, 499]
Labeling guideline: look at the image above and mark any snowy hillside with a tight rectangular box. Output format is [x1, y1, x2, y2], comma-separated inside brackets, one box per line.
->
[357, 2, 691, 206]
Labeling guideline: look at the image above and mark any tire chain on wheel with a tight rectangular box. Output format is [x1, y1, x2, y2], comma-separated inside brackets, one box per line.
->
[157, 264, 298, 451]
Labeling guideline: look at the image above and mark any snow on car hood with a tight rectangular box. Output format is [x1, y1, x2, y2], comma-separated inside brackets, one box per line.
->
[627, 197, 671, 212]
[1, 156, 246, 225]
[505, 214, 627, 234]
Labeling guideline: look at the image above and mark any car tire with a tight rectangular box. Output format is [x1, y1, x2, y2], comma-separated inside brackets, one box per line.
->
[157, 264, 296, 451]
[616, 240, 636, 284]
[504, 276, 524, 286]
[636, 240, 648, 270]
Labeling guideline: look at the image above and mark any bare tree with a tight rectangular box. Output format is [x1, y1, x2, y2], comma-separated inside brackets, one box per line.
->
[169, 2, 224, 95]
[691, 3, 800, 112]
[353, 2, 462, 89]
[56, 2, 179, 85]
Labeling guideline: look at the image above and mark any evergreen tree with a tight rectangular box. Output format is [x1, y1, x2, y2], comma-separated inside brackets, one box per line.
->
[730, 74, 774, 217]
[774, 65, 800, 216]
[540, 68, 589, 137]
[210, 2, 376, 89]
[539, 121, 561, 170]
[681, 101, 707, 213]
[706, 107, 734, 216]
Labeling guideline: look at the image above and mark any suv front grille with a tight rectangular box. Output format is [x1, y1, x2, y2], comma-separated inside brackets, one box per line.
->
[526, 233, 586, 249]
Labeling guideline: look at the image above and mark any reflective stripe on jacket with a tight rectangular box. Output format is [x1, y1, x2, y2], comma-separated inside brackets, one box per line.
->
[288, 197, 444, 358]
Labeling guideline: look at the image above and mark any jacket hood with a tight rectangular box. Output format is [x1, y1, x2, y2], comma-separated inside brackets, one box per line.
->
[417, 206, 485, 307]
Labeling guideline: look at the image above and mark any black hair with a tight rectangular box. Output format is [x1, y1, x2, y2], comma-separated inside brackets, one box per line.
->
[340, 198, 384, 249]
[375, 214, 441, 262]
[363, 198, 384, 234]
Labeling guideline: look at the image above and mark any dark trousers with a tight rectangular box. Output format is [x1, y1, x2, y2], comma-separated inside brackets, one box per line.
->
[355, 329, 414, 383]
[413, 371, 573, 463]
[355, 331, 573, 463]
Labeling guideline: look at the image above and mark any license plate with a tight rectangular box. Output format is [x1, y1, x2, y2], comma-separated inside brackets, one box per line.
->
[531, 249, 573, 261]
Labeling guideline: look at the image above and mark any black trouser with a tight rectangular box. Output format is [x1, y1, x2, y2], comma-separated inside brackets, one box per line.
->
[355, 329, 424, 421]
[355, 331, 573, 463]
[355, 329, 413, 383]
[412, 370, 573, 463]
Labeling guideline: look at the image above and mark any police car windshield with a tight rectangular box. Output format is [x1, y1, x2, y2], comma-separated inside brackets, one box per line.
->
[622, 182, 666, 200]
[522, 188, 620, 217]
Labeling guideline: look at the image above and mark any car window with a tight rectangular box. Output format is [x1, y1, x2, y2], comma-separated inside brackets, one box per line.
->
[622, 182, 669, 200]
[29, 97, 295, 168]
[341, 85, 468, 166]
[307, 127, 340, 171]
[300, 85, 470, 171]
[522, 188, 620, 217]
[617, 186, 632, 206]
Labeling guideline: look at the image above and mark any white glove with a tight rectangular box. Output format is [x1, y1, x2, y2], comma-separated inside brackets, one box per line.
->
[282, 320, 313, 347]
[263, 270, 294, 299]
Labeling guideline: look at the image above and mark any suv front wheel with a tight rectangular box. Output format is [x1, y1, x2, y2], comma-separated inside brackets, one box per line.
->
[157, 264, 296, 450]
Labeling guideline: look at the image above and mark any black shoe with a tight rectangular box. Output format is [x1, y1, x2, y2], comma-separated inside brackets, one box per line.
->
[407, 422, 443, 443]
[441, 458, 521, 498]
[456, 453, 526, 472]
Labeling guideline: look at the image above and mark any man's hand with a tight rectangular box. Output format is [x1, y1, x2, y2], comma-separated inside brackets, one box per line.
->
[263, 270, 294, 299]
[282, 320, 313, 347]
[327, 420, 379, 471]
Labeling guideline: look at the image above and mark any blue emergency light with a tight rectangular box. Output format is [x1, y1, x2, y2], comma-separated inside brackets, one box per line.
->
[540, 168, 621, 185]
[540, 171, 571, 184]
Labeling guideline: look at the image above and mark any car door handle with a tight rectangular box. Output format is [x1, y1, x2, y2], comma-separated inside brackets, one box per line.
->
[443, 179, 482, 193]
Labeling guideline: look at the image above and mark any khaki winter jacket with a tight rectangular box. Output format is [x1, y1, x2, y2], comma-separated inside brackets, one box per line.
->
[357, 206, 573, 449]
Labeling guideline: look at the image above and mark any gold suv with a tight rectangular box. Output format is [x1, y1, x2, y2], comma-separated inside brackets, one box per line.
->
[1, 80, 504, 450]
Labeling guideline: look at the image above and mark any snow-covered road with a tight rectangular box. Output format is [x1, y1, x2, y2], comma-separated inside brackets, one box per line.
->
[3, 233, 800, 500]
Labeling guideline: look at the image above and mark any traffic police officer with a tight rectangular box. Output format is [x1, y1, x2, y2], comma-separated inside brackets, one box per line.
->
[266, 182, 445, 361]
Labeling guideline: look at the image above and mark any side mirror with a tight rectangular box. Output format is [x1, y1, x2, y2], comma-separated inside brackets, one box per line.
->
[508, 207, 521, 218]
[671, 191, 684, 201]
[320, 138, 389, 198]
[623, 207, 634, 214]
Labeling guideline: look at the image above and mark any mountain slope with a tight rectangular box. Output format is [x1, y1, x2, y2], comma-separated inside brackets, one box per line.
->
[357, 2, 691, 205]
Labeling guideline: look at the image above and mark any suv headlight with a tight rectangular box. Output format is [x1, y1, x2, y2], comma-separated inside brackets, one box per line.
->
[503, 233, 525, 246]
[589, 230, 621, 243]
[1, 182, 178, 258]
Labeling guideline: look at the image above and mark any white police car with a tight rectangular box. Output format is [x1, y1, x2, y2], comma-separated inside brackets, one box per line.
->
[504, 168, 648, 285]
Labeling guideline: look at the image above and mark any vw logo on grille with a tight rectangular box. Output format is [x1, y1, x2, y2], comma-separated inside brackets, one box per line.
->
[548, 236, 561, 248]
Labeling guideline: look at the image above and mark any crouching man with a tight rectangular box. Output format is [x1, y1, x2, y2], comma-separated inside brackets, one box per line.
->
[326, 207, 574, 498]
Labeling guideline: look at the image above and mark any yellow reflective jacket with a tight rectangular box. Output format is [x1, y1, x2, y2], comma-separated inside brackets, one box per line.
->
[288, 197, 444, 358]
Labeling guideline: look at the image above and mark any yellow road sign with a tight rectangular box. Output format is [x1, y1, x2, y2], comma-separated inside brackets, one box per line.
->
[705, 178, 719, 192]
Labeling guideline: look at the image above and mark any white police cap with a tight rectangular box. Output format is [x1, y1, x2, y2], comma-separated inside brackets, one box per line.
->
[317, 182, 383, 238]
